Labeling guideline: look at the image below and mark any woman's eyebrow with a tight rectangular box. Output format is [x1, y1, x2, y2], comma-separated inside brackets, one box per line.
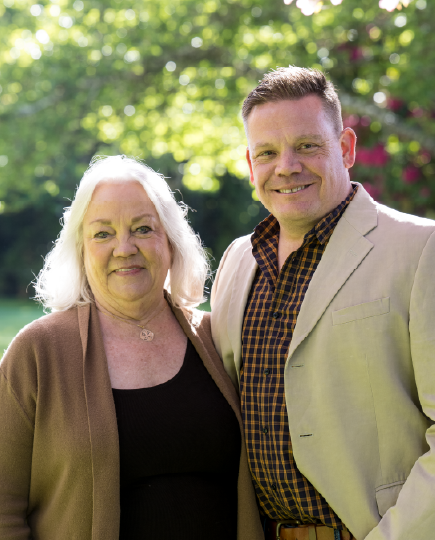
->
[89, 213, 155, 225]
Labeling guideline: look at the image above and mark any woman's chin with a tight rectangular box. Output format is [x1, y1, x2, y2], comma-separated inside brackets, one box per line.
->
[105, 286, 152, 306]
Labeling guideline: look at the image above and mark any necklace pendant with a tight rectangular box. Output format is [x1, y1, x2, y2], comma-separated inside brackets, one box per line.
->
[140, 329, 154, 341]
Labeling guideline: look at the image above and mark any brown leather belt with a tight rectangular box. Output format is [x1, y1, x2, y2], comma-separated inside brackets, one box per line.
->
[265, 519, 355, 540]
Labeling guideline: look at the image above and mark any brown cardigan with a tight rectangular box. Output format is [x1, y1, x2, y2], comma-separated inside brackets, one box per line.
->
[0, 300, 264, 540]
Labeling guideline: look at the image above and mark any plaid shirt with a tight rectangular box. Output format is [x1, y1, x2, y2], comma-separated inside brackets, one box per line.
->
[240, 186, 358, 528]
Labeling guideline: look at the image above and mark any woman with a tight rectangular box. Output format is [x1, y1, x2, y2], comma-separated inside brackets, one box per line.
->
[0, 156, 263, 540]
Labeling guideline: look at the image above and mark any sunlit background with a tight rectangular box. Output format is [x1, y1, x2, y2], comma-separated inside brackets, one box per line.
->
[0, 0, 433, 350]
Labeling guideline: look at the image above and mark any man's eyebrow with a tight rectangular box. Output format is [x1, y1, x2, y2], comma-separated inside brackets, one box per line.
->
[252, 142, 272, 151]
[89, 213, 155, 225]
[252, 134, 324, 151]
[296, 134, 323, 142]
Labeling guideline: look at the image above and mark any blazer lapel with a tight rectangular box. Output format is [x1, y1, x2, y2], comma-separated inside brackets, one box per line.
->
[226, 245, 258, 378]
[288, 185, 378, 360]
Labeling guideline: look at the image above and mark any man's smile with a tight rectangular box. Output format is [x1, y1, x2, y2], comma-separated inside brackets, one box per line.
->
[275, 184, 312, 194]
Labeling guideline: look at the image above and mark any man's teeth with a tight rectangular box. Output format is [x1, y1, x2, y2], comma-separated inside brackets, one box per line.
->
[279, 185, 308, 194]
[116, 268, 137, 272]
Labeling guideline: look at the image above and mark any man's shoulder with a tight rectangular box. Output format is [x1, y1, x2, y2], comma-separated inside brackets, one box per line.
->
[211, 234, 255, 307]
[373, 202, 435, 247]
[376, 202, 435, 230]
[225, 233, 252, 256]
[219, 233, 253, 269]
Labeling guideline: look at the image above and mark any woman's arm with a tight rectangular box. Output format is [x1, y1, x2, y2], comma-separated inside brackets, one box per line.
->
[0, 335, 36, 540]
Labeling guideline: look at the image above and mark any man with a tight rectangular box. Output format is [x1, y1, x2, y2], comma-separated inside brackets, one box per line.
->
[210, 66, 435, 540]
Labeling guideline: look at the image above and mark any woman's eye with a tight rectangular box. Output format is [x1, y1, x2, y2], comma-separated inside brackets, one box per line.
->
[95, 231, 109, 239]
[136, 226, 151, 234]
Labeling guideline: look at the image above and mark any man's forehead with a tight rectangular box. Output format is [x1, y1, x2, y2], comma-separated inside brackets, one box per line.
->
[246, 98, 334, 141]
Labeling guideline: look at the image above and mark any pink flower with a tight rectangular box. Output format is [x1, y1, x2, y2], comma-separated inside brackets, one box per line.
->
[355, 145, 389, 167]
[371, 145, 389, 167]
[362, 183, 382, 200]
[411, 108, 424, 118]
[343, 114, 359, 128]
[402, 165, 420, 184]
[350, 47, 364, 61]
[387, 98, 404, 112]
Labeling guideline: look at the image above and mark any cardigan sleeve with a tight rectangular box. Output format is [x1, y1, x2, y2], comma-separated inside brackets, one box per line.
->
[0, 332, 37, 540]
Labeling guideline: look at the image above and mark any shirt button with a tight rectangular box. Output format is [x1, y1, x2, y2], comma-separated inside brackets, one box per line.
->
[271, 483, 277, 490]
[264, 368, 270, 375]
[272, 312, 280, 319]
[263, 427, 268, 434]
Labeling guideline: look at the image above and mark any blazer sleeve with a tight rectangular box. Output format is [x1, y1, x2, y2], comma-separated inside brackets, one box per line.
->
[210, 238, 237, 308]
[364, 230, 435, 540]
[0, 333, 36, 540]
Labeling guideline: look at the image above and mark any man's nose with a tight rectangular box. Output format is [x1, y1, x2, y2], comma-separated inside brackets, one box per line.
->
[112, 234, 139, 258]
[275, 149, 302, 176]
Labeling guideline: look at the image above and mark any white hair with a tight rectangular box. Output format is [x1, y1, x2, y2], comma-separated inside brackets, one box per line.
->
[34, 155, 210, 311]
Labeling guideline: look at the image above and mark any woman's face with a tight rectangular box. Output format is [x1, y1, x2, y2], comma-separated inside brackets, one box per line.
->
[82, 180, 172, 311]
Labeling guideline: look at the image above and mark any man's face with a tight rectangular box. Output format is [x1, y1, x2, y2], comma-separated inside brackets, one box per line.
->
[246, 95, 356, 233]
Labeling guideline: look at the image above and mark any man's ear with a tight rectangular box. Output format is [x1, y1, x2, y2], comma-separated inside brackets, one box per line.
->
[246, 147, 255, 184]
[340, 127, 357, 170]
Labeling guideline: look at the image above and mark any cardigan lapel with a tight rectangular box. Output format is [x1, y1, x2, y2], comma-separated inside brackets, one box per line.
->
[287, 184, 378, 361]
[78, 303, 120, 540]
[170, 299, 243, 424]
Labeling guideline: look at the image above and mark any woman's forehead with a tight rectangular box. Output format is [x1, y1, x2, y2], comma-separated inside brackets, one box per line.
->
[85, 182, 159, 224]
[90, 179, 149, 202]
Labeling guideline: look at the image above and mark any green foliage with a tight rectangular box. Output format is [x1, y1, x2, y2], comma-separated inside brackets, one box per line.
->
[0, 0, 434, 295]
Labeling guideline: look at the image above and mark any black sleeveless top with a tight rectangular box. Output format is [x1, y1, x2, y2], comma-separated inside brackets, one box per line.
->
[112, 339, 241, 540]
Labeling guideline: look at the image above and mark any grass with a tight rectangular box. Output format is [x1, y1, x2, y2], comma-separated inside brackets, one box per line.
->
[0, 298, 45, 357]
[0, 297, 210, 358]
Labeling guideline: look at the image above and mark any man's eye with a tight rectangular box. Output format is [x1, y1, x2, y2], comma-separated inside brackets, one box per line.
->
[94, 231, 109, 239]
[260, 150, 274, 157]
[301, 143, 316, 149]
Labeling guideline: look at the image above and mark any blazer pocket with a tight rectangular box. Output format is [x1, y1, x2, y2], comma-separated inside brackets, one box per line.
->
[332, 297, 390, 326]
[375, 480, 405, 517]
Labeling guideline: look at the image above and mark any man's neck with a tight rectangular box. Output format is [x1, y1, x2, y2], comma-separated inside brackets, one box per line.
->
[277, 228, 308, 271]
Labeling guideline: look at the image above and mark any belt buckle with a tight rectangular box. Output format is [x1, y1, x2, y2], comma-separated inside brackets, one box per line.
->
[276, 519, 301, 540]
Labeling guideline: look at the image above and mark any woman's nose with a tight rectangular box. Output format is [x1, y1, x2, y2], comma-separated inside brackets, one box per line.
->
[112, 234, 139, 258]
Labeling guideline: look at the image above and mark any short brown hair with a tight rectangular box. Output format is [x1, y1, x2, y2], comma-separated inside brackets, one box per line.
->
[242, 66, 343, 136]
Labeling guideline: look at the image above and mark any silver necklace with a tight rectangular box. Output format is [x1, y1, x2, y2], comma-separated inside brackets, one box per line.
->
[96, 302, 166, 341]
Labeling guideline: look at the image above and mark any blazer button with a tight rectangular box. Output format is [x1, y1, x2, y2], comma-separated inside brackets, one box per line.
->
[272, 312, 280, 319]
[263, 427, 268, 434]
[264, 368, 270, 375]
[271, 483, 277, 490]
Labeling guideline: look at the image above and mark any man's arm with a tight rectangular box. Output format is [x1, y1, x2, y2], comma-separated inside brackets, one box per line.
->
[364, 230, 435, 540]
[210, 238, 238, 308]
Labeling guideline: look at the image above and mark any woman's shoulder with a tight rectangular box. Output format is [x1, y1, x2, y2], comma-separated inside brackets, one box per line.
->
[13, 306, 80, 341]
[179, 306, 211, 333]
[1, 307, 82, 368]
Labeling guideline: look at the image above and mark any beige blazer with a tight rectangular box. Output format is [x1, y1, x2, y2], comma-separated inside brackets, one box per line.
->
[0, 300, 264, 540]
[211, 184, 435, 540]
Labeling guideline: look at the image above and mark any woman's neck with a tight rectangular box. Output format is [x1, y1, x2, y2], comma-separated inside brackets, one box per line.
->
[94, 293, 168, 324]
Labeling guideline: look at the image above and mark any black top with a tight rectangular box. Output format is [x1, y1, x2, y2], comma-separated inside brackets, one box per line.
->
[112, 339, 241, 540]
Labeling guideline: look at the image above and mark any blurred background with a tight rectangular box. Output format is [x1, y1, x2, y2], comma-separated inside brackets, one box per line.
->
[0, 0, 433, 351]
